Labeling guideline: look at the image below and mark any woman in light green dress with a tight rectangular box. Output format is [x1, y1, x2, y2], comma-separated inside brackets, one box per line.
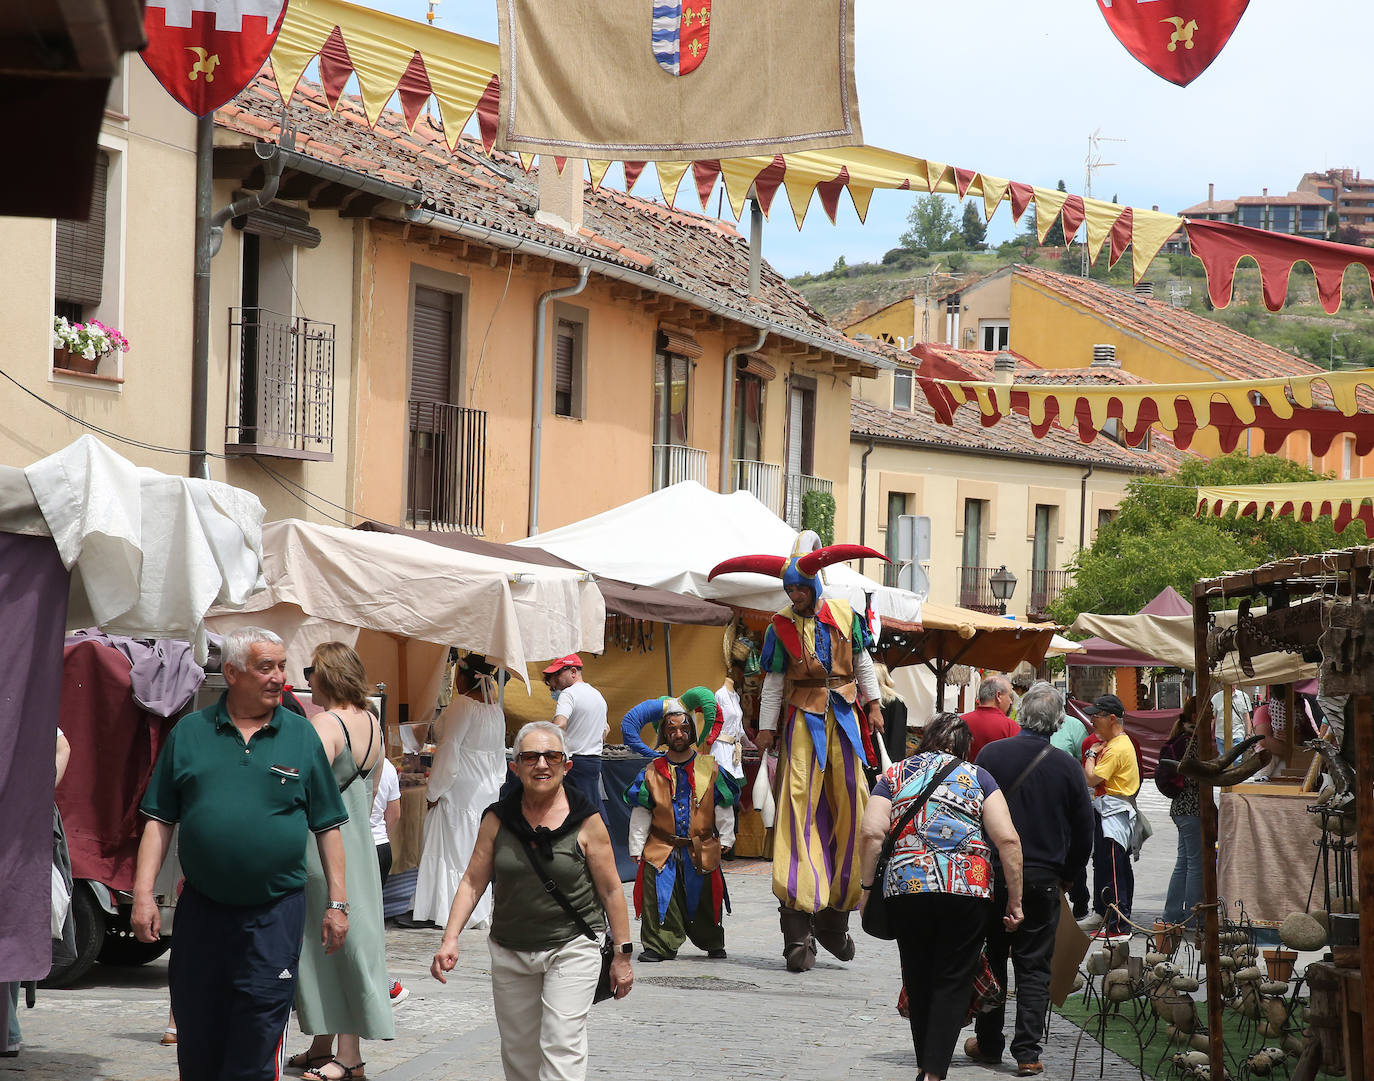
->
[288, 643, 394, 1081]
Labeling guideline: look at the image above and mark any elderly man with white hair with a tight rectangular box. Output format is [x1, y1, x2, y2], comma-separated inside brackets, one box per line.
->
[966, 682, 1095, 1077]
[132, 627, 350, 1081]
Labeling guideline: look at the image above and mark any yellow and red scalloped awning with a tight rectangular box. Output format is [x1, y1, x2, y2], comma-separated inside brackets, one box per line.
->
[1197, 479, 1374, 534]
[265, 0, 1374, 311]
[917, 369, 1374, 454]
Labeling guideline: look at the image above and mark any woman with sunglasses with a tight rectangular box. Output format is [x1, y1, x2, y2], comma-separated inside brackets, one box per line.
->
[431, 721, 632, 1081]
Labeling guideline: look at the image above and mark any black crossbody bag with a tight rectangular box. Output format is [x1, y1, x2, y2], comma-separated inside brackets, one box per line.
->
[514, 837, 617, 1003]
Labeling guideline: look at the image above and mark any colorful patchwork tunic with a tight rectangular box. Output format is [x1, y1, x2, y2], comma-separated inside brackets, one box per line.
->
[759, 597, 878, 913]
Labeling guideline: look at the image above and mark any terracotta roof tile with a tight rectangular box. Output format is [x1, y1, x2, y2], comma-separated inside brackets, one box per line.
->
[217, 73, 867, 361]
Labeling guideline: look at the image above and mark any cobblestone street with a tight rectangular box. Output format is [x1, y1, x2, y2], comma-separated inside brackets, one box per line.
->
[4, 792, 1178, 1081]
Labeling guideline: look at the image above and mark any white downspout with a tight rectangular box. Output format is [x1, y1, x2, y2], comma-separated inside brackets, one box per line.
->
[529, 268, 590, 535]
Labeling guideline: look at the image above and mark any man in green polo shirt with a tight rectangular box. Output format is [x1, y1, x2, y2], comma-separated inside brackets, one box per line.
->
[132, 627, 350, 1081]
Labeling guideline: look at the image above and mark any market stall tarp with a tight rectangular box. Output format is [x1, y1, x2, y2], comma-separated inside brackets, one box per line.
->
[210, 519, 605, 685]
[357, 521, 731, 626]
[1218, 790, 1340, 927]
[885, 601, 1058, 675]
[1197, 477, 1374, 535]
[1068, 586, 1192, 668]
[513, 481, 922, 624]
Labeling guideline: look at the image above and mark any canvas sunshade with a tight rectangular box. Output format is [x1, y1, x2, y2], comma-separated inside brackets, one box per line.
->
[1197, 478, 1374, 535]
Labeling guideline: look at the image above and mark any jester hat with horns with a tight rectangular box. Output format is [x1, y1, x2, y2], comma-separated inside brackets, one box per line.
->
[620, 686, 721, 759]
[707, 531, 886, 599]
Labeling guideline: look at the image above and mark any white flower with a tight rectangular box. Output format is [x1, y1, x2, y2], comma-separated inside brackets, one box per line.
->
[81, 345, 96, 361]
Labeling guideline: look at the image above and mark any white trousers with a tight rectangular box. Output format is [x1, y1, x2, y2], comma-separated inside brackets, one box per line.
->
[488, 935, 601, 1081]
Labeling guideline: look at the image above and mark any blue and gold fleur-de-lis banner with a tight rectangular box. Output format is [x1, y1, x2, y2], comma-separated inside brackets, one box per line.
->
[494, 0, 862, 161]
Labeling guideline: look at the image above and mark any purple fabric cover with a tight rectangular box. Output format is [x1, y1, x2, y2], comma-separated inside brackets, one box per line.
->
[0, 533, 71, 982]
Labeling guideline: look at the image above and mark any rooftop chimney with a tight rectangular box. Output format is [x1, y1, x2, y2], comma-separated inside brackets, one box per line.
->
[535, 157, 585, 235]
[993, 350, 1017, 385]
[1208, 183, 1214, 205]
[1262, 187, 1269, 197]
[1091, 344, 1118, 368]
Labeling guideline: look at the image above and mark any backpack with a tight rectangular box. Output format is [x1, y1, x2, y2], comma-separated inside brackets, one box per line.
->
[1154, 733, 1189, 800]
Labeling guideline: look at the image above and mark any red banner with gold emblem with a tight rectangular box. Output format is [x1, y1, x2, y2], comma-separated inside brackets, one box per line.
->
[1097, 0, 1250, 87]
[142, 0, 289, 116]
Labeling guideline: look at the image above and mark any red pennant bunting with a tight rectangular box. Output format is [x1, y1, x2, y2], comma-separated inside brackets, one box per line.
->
[751, 155, 787, 217]
[1060, 195, 1085, 242]
[692, 160, 722, 210]
[815, 167, 851, 224]
[1096, 0, 1250, 87]
[554, 156, 567, 175]
[141, 0, 287, 116]
[476, 75, 500, 152]
[396, 51, 433, 130]
[622, 161, 646, 192]
[954, 168, 977, 198]
[1108, 207, 1133, 267]
[1185, 218, 1374, 314]
[1008, 183, 1034, 224]
[319, 25, 353, 110]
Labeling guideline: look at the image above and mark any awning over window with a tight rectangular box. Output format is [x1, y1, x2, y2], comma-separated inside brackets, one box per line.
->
[1196, 479, 1374, 535]
[916, 370, 1374, 454]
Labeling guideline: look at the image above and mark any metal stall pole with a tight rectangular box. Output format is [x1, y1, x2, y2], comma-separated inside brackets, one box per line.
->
[1192, 583, 1226, 1072]
[663, 624, 674, 696]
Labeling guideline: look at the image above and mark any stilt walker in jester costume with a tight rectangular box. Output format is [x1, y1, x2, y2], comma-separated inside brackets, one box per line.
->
[709, 533, 887, 971]
[621, 695, 740, 962]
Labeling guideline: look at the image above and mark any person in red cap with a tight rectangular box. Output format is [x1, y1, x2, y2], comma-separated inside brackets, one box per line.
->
[542, 655, 608, 814]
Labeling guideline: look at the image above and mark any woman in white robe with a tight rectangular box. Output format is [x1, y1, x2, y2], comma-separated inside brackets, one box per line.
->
[411, 668, 506, 927]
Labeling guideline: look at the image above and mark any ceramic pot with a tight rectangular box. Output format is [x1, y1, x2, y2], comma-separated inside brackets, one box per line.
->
[53, 346, 100, 374]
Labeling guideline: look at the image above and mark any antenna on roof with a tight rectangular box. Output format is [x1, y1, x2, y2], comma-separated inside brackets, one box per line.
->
[426, 0, 441, 22]
[1083, 128, 1124, 276]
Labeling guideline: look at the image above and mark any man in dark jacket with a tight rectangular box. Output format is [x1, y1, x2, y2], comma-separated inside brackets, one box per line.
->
[966, 682, 1095, 1076]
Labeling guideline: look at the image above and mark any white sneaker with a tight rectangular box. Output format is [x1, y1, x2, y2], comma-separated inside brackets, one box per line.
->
[1077, 913, 1104, 933]
[389, 980, 409, 1006]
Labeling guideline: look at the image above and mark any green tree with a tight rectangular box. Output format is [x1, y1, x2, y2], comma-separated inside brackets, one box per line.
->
[959, 201, 988, 250]
[901, 194, 958, 251]
[1043, 179, 1069, 247]
[1047, 452, 1364, 624]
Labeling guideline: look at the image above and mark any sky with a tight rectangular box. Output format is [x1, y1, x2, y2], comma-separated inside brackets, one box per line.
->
[347, 1, 1374, 277]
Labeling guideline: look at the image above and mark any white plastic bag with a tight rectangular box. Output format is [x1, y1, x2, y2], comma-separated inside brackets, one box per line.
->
[752, 752, 777, 828]
[51, 864, 71, 938]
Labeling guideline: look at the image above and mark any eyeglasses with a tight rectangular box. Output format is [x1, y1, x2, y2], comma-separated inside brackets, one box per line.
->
[516, 750, 567, 765]
[303, 666, 315, 682]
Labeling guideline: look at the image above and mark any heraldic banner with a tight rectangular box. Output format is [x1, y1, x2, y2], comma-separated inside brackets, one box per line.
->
[496, 0, 861, 161]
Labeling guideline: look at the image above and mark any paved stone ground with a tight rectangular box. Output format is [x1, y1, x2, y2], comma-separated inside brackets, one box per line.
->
[5, 795, 1178, 1081]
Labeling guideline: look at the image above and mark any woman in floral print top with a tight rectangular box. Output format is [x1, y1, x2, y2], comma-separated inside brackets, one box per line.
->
[858, 713, 1023, 1081]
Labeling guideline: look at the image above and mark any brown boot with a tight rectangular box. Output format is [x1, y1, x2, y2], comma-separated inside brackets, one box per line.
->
[779, 907, 817, 972]
[813, 907, 856, 962]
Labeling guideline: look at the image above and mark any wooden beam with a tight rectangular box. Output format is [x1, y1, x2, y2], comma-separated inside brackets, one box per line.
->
[274, 171, 318, 201]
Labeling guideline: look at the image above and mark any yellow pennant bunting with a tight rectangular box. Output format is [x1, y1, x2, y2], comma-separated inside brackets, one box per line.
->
[655, 160, 691, 207]
[587, 160, 612, 191]
[1083, 198, 1127, 266]
[979, 176, 1010, 222]
[1032, 186, 1069, 246]
[1130, 210, 1185, 284]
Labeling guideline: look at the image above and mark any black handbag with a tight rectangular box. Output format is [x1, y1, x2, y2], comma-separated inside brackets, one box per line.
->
[861, 758, 960, 940]
[513, 836, 617, 1003]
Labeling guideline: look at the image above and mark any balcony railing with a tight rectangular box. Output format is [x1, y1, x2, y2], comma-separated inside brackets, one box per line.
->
[1028, 568, 1072, 617]
[226, 307, 334, 460]
[731, 459, 782, 516]
[652, 443, 709, 490]
[407, 401, 486, 535]
[956, 565, 1005, 615]
[783, 473, 833, 530]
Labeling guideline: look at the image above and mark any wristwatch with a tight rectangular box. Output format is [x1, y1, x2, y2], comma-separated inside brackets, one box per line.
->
[616, 942, 633, 954]
[326, 900, 350, 914]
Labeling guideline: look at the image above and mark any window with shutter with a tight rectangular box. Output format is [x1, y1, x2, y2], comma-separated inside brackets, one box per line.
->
[55, 151, 109, 312]
[411, 286, 456, 404]
[555, 320, 577, 417]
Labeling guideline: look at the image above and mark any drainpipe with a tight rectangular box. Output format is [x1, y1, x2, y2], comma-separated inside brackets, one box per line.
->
[858, 438, 876, 576]
[718, 326, 769, 493]
[190, 123, 283, 478]
[1078, 464, 1095, 551]
[529, 267, 589, 535]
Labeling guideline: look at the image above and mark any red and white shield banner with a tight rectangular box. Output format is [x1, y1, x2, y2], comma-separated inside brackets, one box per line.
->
[1097, 0, 1250, 87]
[141, 0, 289, 116]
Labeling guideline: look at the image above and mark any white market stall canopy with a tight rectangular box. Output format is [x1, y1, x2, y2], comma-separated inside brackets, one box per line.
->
[1072, 605, 1315, 685]
[0, 436, 265, 657]
[513, 481, 923, 623]
[211, 518, 605, 685]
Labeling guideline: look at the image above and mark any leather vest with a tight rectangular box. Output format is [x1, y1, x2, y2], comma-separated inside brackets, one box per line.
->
[641, 753, 722, 875]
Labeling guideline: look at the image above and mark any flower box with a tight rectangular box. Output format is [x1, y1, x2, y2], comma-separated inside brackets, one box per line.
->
[52, 316, 129, 376]
[52, 345, 101, 375]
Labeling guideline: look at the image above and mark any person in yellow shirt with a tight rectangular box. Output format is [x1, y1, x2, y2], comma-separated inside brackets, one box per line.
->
[1081, 695, 1139, 937]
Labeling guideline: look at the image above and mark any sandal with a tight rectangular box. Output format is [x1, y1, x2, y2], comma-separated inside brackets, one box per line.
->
[287, 1050, 334, 1071]
[302, 1058, 367, 1081]
[159, 1026, 178, 1046]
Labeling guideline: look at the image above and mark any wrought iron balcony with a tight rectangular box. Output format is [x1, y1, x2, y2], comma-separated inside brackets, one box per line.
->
[956, 565, 1005, 615]
[652, 443, 709, 490]
[226, 307, 335, 460]
[1028, 568, 1072, 618]
[407, 400, 486, 535]
[783, 473, 833, 530]
[731, 459, 782, 516]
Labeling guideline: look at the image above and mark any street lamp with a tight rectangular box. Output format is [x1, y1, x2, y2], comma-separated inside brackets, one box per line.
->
[988, 565, 1018, 616]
